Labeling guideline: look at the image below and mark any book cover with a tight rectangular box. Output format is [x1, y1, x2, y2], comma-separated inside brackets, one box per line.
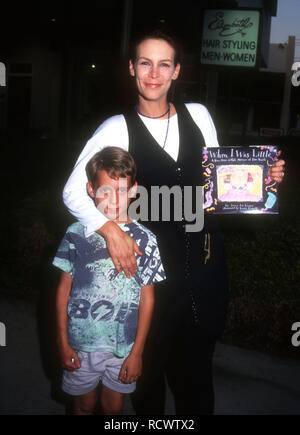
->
[202, 146, 279, 214]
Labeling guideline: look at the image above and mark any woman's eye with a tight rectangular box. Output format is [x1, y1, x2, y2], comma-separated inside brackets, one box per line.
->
[161, 63, 171, 68]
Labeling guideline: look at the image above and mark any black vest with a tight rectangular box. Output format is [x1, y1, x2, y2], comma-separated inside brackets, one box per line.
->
[124, 104, 228, 338]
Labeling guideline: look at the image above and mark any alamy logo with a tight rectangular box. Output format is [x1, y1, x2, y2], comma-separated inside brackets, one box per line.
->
[291, 62, 300, 87]
[0, 62, 6, 86]
[95, 181, 204, 232]
[0, 322, 6, 346]
[291, 322, 300, 347]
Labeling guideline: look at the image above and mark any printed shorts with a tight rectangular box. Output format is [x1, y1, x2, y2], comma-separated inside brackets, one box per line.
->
[62, 350, 136, 396]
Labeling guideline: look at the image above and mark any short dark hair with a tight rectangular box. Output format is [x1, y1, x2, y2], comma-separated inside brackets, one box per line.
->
[129, 28, 183, 66]
[86, 146, 137, 187]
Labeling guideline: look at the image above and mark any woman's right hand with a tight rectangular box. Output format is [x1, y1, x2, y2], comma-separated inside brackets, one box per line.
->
[98, 221, 142, 278]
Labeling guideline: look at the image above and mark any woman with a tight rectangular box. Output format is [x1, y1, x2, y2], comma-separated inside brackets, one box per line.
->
[63, 29, 285, 414]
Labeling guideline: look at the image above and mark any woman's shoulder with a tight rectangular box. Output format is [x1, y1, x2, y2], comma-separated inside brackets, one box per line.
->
[183, 102, 219, 147]
[86, 113, 129, 150]
[92, 114, 127, 137]
[184, 102, 215, 127]
[184, 102, 211, 117]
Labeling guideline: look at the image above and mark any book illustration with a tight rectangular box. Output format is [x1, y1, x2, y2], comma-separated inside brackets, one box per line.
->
[263, 192, 277, 210]
[216, 165, 263, 202]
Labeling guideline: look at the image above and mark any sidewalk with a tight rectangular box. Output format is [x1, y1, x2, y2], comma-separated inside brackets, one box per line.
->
[0, 294, 299, 415]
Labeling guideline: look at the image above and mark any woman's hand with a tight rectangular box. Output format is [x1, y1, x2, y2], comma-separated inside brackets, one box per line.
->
[118, 353, 142, 384]
[269, 151, 285, 183]
[98, 221, 142, 278]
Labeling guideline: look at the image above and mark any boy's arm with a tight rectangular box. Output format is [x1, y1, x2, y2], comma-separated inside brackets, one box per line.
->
[56, 271, 81, 370]
[131, 283, 155, 356]
[119, 284, 155, 384]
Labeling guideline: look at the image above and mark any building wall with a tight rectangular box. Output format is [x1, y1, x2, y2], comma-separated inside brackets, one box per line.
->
[5, 39, 62, 138]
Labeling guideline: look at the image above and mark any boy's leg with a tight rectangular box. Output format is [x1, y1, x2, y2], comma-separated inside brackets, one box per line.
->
[73, 388, 98, 415]
[99, 385, 124, 415]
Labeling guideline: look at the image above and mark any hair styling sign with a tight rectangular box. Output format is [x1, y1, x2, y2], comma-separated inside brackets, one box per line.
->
[201, 9, 260, 67]
[202, 146, 279, 214]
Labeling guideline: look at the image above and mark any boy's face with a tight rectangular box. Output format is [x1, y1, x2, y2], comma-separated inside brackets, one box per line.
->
[87, 170, 136, 222]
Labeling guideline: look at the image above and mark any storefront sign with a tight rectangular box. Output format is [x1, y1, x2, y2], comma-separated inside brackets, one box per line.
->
[201, 10, 260, 67]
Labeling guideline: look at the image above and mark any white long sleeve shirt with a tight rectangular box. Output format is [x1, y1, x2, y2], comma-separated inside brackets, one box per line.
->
[63, 103, 219, 237]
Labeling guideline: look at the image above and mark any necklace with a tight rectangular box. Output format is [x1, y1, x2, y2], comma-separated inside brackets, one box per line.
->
[135, 102, 171, 150]
[135, 103, 170, 119]
[162, 104, 171, 150]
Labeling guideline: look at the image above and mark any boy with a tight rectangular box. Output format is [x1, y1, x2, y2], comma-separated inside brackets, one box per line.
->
[53, 146, 165, 415]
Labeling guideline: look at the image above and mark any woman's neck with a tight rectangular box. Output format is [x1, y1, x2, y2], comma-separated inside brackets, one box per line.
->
[137, 98, 171, 119]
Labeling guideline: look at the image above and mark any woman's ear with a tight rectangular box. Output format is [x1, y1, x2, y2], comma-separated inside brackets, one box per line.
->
[172, 63, 181, 80]
[87, 181, 95, 199]
[129, 60, 135, 77]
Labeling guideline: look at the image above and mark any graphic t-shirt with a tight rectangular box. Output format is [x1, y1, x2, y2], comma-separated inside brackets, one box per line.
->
[53, 221, 165, 357]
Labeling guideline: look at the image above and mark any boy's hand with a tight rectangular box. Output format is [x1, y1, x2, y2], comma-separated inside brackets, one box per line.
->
[58, 342, 81, 371]
[98, 221, 142, 278]
[118, 353, 142, 384]
[269, 151, 285, 183]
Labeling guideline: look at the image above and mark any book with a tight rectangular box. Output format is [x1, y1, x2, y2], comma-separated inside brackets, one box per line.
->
[202, 146, 279, 214]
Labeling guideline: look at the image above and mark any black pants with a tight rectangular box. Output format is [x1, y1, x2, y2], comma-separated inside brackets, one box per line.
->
[131, 320, 216, 415]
